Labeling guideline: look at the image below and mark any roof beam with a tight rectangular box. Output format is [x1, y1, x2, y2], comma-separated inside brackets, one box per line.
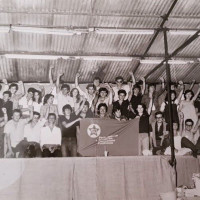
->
[133, 0, 179, 74]
[145, 30, 200, 79]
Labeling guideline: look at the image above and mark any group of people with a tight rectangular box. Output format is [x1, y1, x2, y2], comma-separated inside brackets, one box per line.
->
[0, 66, 200, 158]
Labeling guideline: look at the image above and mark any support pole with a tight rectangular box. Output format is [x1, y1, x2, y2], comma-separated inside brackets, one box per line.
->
[163, 30, 176, 168]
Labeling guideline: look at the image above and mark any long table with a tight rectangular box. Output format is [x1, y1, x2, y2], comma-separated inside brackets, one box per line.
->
[0, 156, 199, 200]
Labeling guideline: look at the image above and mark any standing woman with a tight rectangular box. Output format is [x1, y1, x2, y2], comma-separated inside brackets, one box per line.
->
[33, 90, 43, 113]
[160, 86, 183, 124]
[179, 84, 200, 126]
[40, 94, 58, 120]
[70, 88, 82, 113]
[135, 103, 150, 155]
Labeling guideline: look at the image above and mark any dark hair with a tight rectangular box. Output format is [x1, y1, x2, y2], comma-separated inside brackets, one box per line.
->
[48, 113, 57, 120]
[97, 103, 108, 115]
[185, 119, 194, 126]
[99, 87, 108, 96]
[43, 94, 54, 105]
[3, 91, 11, 97]
[83, 101, 90, 107]
[93, 77, 101, 82]
[135, 103, 148, 116]
[165, 90, 177, 102]
[12, 109, 22, 117]
[70, 88, 80, 103]
[148, 83, 156, 90]
[118, 89, 127, 96]
[133, 84, 141, 92]
[86, 84, 96, 91]
[112, 105, 121, 115]
[33, 111, 41, 118]
[9, 83, 18, 91]
[184, 90, 194, 100]
[27, 87, 36, 94]
[0, 84, 2, 91]
[173, 121, 179, 130]
[155, 111, 163, 118]
[115, 76, 124, 82]
[33, 90, 42, 104]
[62, 104, 73, 113]
[61, 84, 70, 91]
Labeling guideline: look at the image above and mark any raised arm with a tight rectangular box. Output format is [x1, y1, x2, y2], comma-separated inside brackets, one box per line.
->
[141, 77, 146, 95]
[192, 83, 200, 101]
[56, 72, 63, 93]
[189, 79, 195, 90]
[129, 71, 136, 85]
[49, 65, 54, 86]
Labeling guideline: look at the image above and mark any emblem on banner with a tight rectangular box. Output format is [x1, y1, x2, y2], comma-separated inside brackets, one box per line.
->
[87, 124, 101, 138]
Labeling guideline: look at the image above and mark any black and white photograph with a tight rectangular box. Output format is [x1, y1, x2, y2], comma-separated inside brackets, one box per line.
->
[0, 0, 200, 199]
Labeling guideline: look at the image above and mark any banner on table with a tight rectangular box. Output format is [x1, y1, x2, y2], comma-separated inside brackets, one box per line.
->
[77, 118, 139, 156]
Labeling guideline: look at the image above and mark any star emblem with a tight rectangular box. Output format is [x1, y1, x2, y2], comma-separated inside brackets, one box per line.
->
[87, 124, 101, 138]
[89, 125, 99, 136]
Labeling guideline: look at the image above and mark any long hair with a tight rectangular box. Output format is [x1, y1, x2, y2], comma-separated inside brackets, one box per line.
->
[43, 94, 54, 105]
[70, 88, 81, 103]
[33, 90, 43, 104]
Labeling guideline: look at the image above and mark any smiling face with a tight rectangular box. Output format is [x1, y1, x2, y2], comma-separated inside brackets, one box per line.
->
[48, 115, 56, 124]
[87, 86, 95, 95]
[116, 78, 123, 87]
[13, 112, 21, 122]
[155, 114, 163, 123]
[47, 96, 54, 104]
[72, 88, 79, 97]
[185, 121, 193, 131]
[118, 93, 126, 101]
[99, 106, 106, 116]
[34, 91, 40, 101]
[100, 90, 107, 98]
[185, 92, 192, 100]
[137, 105, 144, 114]
[10, 86, 17, 95]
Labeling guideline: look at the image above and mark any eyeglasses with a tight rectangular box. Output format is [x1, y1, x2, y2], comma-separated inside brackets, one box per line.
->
[185, 124, 193, 127]
[117, 80, 123, 83]
[156, 117, 163, 119]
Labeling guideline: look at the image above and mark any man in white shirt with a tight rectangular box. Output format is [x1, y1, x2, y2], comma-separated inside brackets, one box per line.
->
[40, 113, 62, 157]
[4, 108, 33, 157]
[23, 112, 45, 157]
[19, 87, 35, 117]
[112, 76, 130, 102]
[56, 73, 73, 115]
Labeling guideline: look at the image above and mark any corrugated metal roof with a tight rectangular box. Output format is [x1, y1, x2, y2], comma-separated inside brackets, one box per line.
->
[0, 0, 199, 83]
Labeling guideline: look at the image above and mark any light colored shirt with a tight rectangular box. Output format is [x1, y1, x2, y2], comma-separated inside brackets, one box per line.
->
[113, 84, 130, 101]
[24, 120, 46, 143]
[19, 96, 33, 115]
[4, 119, 29, 147]
[40, 126, 61, 147]
[33, 101, 43, 113]
[57, 92, 74, 115]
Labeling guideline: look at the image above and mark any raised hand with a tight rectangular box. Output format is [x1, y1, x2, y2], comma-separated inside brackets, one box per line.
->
[2, 107, 7, 114]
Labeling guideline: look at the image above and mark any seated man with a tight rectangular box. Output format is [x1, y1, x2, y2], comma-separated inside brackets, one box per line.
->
[40, 113, 62, 157]
[23, 112, 45, 158]
[149, 111, 169, 155]
[164, 121, 192, 156]
[4, 108, 33, 158]
[181, 118, 200, 157]
[59, 105, 81, 157]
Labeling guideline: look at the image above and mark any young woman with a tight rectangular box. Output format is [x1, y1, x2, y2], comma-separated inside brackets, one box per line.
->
[40, 94, 58, 120]
[135, 103, 150, 155]
[96, 103, 110, 119]
[160, 88, 183, 124]
[32, 90, 43, 113]
[70, 88, 82, 113]
[179, 84, 200, 126]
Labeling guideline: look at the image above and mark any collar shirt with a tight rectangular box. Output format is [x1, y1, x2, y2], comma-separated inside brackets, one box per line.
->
[4, 119, 29, 147]
[19, 96, 33, 115]
[113, 84, 130, 101]
[40, 126, 61, 147]
[24, 120, 46, 143]
[57, 92, 74, 115]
